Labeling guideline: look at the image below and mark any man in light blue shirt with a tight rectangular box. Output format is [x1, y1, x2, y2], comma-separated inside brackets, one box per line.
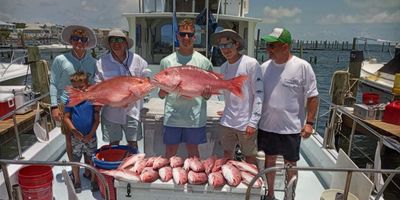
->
[49, 25, 97, 171]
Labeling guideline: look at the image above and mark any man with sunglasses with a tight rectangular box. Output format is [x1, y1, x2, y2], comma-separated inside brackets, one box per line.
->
[210, 29, 264, 164]
[49, 24, 97, 182]
[158, 19, 213, 159]
[258, 28, 319, 200]
[95, 29, 151, 150]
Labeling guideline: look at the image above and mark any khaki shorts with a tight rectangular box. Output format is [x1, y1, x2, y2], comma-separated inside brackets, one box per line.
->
[218, 125, 257, 157]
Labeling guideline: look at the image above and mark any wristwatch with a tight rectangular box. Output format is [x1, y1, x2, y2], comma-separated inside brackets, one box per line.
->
[306, 121, 314, 126]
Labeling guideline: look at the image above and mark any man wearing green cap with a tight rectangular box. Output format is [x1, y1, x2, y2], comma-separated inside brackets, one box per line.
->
[258, 28, 319, 200]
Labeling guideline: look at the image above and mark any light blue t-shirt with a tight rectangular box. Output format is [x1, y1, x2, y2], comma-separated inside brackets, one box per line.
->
[160, 51, 213, 128]
[49, 51, 97, 106]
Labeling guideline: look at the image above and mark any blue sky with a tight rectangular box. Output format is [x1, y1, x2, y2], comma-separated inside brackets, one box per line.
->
[1, 0, 399, 42]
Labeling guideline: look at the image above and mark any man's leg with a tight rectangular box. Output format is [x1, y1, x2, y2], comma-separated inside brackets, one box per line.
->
[186, 144, 199, 158]
[166, 144, 179, 158]
[238, 131, 258, 164]
[265, 155, 278, 198]
[218, 125, 237, 160]
[284, 160, 297, 185]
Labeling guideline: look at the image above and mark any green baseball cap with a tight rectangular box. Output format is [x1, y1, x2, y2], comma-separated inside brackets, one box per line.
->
[262, 28, 292, 44]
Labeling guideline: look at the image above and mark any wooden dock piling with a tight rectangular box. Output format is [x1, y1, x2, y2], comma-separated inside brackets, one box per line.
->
[27, 47, 50, 104]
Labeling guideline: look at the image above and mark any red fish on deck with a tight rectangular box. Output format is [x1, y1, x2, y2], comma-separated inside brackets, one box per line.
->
[66, 76, 154, 107]
[152, 66, 247, 98]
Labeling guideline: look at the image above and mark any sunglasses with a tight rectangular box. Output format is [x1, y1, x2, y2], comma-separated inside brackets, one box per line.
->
[109, 37, 126, 43]
[70, 35, 89, 43]
[178, 32, 195, 38]
[218, 42, 234, 49]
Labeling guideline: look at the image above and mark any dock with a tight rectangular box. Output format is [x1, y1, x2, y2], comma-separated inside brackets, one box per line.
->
[364, 120, 400, 138]
[0, 109, 42, 143]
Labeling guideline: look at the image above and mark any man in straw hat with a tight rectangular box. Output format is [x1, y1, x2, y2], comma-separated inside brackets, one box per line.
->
[49, 24, 97, 181]
[210, 29, 264, 164]
[95, 28, 151, 149]
[258, 28, 319, 200]
[158, 19, 213, 159]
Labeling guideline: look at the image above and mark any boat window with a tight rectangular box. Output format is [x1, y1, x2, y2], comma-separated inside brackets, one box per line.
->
[136, 25, 141, 48]
[160, 24, 173, 46]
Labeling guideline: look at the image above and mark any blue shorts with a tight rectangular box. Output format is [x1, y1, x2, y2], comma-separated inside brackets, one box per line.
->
[163, 126, 207, 145]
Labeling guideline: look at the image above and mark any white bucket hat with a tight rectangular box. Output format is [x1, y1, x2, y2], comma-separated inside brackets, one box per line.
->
[210, 29, 244, 50]
[103, 28, 134, 50]
[61, 25, 97, 49]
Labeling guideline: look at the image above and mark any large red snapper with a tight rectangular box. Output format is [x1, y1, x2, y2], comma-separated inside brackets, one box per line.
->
[152, 65, 247, 98]
[66, 76, 154, 107]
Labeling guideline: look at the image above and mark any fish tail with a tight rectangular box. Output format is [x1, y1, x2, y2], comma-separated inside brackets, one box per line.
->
[228, 75, 248, 98]
[66, 87, 86, 106]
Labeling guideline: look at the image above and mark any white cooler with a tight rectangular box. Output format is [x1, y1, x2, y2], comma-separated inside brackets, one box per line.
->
[0, 86, 33, 114]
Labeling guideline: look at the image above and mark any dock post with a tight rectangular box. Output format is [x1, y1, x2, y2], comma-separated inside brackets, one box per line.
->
[27, 46, 50, 104]
[299, 43, 304, 58]
[347, 50, 364, 106]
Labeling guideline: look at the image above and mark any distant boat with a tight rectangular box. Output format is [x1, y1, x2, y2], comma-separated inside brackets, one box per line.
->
[358, 37, 400, 102]
[0, 49, 30, 85]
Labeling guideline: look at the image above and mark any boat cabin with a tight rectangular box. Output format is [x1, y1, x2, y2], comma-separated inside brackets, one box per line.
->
[123, 0, 261, 66]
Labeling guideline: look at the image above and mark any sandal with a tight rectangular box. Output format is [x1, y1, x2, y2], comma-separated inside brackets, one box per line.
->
[74, 182, 82, 193]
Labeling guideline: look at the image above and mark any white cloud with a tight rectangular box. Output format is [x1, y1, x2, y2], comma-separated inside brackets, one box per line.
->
[343, 0, 400, 10]
[262, 6, 302, 24]
[318, 10, 400, 24]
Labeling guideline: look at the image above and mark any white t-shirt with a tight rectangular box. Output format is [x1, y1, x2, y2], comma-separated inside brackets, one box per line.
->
[220, 55, 264, 131]
[95, 51, 151, 124]
[259, 56, 318, 134]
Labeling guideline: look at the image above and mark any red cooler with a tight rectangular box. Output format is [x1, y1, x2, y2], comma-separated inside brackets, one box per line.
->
[0, 93, 16, 120]
[382, 101, 400, 125]
[362, 92, 379, 105]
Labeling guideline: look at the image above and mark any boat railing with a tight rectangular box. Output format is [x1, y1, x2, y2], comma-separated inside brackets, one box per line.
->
[0, 92, 53, 160]
[315, 97, 400, 192]
[245, 165, 400, 200]
[0, 159, 110, 200]
[316, 97, 400, 154]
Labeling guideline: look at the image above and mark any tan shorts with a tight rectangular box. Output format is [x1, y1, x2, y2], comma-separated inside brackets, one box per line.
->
[218, 125, 257, 157]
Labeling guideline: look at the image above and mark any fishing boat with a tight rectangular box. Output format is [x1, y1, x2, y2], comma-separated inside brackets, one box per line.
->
[0, 49, 30, 85]
[1, 1, 399, 200]
[357, 37, 400, 103]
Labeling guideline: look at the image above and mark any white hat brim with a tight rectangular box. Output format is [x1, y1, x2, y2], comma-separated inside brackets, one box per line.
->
[61, 25, 97, 49]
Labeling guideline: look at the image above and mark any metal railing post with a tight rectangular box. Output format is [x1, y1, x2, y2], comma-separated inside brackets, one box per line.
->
[1, 163, 13, 200]
[12, 114, 23, 160]
[347, 121, 357, 157]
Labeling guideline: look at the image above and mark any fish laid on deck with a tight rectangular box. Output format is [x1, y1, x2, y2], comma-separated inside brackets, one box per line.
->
[66, 76, 154, 107]
[152, 65, 247, 98]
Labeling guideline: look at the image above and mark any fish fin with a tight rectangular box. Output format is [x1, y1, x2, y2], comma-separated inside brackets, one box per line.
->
[228, 75, 248, 98]
[208, 70, 224, 79]
[91, 102, 104, 106]
[66, 87, 86, 106]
